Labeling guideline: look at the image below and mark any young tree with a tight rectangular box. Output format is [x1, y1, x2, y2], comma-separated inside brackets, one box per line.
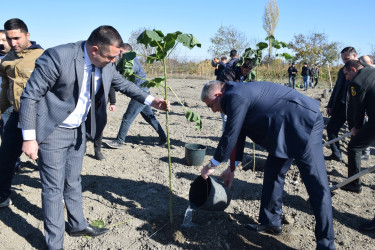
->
[208, 25, 250, 57]
[263, 0, 279, 59]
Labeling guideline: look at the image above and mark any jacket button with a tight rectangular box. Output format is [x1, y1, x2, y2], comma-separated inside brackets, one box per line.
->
[67, 110, 71, 114]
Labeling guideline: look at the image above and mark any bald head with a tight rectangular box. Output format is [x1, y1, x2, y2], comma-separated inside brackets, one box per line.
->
[359, 55, 373, 66]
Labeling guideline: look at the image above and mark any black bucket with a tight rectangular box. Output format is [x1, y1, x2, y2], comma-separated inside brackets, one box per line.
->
[185, 143, 207, 166]
[189, 176, 231, 211]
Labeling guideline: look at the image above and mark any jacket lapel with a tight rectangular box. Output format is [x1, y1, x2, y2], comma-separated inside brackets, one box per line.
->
[75, 41, 85, 95]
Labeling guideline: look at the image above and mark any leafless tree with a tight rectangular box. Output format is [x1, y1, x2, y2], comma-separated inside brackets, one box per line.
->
[208, 25, 250, 58]
[263, 0, 279, 58]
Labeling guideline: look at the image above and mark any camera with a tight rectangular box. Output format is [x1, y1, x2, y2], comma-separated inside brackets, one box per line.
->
[0, 44, 5, 51]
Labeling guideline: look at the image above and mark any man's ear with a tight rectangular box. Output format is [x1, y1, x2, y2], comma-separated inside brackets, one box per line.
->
[91, 45, 99, 55]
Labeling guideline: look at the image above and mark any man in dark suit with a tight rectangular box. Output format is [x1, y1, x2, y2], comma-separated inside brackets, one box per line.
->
[19, 26, 169, 250]
[200, 80, 335, 250]
[325, 47, 357, 163]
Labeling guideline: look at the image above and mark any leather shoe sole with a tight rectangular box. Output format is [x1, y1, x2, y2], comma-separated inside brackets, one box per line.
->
[69, 225, 109, 237]
[245, 223, 282, 235]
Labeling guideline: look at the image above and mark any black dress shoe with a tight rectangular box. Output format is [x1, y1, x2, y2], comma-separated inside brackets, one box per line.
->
[324, 154, 343, 163]
[341, 184, 362, 194]
[360, 217, 375, 231]
[245, 223, 282, 235]
[94, 151, 105, 161]
[69, 225, 109, 237]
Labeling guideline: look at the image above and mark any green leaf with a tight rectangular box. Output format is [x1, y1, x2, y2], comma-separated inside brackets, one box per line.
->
[265, 35, 275, 41]
[117, 52, 136, 82]
[137, 29, 164, 47]
[279, 41, 289, 48]
[146, 54, 158, 64]
[176, 33, 201, 49]
[256, 42, 268, 50]
[90, 220, 105, 228]
[185, 110, 202, 130]
[141, 77, 165, 88]
[280, 53, 294, 60]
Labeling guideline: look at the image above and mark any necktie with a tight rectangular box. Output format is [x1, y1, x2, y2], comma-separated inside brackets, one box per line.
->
[90, 65, 96, 138]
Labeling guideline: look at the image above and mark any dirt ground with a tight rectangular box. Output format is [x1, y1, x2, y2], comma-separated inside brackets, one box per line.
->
[1, 78, 375, 249]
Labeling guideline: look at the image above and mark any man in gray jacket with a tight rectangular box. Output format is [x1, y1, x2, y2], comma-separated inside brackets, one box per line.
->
[20, 26, 169, 249]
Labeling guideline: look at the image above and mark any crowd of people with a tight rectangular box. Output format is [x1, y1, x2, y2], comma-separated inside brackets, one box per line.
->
[1, 17, 375, 249]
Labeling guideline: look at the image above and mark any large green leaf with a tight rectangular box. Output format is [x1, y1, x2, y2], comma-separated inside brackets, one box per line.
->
[185, 110, 202, 130]
[117, 52, 136, 82]
[141, 77, 165, 88]
[256, 42, 268, 50]
[137, 29, 164, 47]
[176, 33, 201, 49]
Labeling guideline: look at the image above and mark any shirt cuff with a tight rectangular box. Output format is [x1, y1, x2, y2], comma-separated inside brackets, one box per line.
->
[144, 95, 154, 105]
[22, 129, 36, 141]
[211, 158, 221, 166]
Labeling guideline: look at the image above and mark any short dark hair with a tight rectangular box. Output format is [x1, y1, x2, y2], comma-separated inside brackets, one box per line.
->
[242, 58, 254, 70]
[0, 29, 4, 35]
[344, 59, 363, 71]
[87, 25, 123, 50]
[220, 56, 227, 61]
[341, 46, 356, 55]
[121, 43, 133, 52]
[230, 49, 237, 58]
[4, 18, 28, 34]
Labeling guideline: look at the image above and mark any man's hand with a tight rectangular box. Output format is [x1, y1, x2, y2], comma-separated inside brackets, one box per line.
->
[351, 127, 359, 136]
[201, 163, 216, 180]
[326, 108, 332, 116]
[219, 167, 235, 188]
[151, 98, 170, 111]
[22, 140, 39, 160]
[109, 104, 116, 111]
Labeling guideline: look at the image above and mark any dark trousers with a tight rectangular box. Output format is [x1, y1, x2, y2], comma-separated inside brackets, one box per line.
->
[0, 111, 23, 199]
[347, 122, 375, 186]
[116, 99, 166, 143]
[288, 76, 295, 89]
[313, 77, 319, 87]
[94, 131, 103, 152]
[326, 107, 346, 159]
[259, 115, 335, 249]
[38, 125, 89, 249]
[0, 107, 13, 139]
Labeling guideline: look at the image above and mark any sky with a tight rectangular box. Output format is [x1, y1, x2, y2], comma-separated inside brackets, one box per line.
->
[1, 0, 375, 63]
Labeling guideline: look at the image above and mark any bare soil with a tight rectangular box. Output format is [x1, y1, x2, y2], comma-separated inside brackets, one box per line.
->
[1, 79, 375, 249]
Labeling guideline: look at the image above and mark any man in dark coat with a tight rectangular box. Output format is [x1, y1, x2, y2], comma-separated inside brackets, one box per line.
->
[325, 47, 357, 163]
[342, 60, 375, 194]
[200, 80, 335, 250]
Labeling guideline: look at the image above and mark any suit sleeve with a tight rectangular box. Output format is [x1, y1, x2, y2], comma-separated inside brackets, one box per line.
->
[20, 49, 60, 130]
[350, 82, 366, 129]
[327, 68, 344, 108]
[110, 65, 148, 104]
[108, 86, 116, 104]
[213, 93, 248, 163]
